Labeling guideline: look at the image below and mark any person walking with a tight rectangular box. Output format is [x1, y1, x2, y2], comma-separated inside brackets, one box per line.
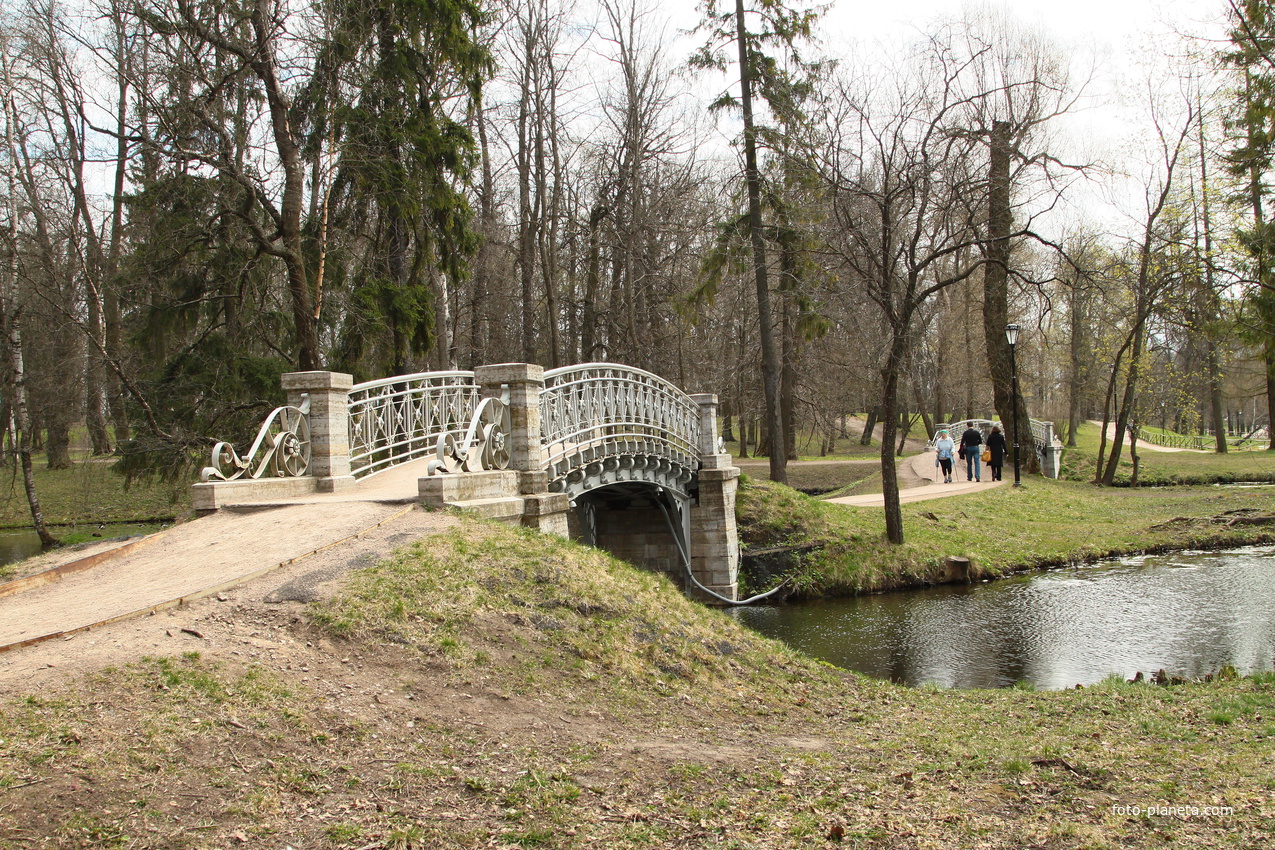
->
[934, 429, 956, 483]
[960, 423, 984, 482]
[986, 425, 1007, 482]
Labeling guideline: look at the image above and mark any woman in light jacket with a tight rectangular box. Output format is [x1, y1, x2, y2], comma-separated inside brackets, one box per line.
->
[934, 429, 956, 484]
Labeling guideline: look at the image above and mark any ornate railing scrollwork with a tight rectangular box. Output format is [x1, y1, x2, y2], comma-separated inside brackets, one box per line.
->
[540, 363, 701, 500]
[201, 398, 312, 482]
[427, 396, 512, 474]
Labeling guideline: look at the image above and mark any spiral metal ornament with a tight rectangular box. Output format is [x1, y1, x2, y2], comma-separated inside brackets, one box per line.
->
[201, 402, 311, 482]
[428, 397, 512, 475]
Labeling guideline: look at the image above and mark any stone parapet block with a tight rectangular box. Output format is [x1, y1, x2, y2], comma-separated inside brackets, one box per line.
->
[282, 370, 354, 479]
[519, 470, 549, 495]
[474, 363, 545, 386]
[475, 362, 544, 474]
[446, 496, 525, 522]
[522, 492, 569, 516]
[523, 511, 569, 536]
[281, 371, 354, 393]
[191, 477, 319, 513]
[317, 475, 357, 493]
[698, 454, 736, 470]
[697, 465, 740, 482]
[419, 471, 520, 507]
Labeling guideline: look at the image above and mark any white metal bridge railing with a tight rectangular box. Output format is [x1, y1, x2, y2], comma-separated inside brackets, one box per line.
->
[1132, 426, 1268, 452]
[931, 418, 1057, 454]
[539, 363, 701, 499]
[347, 371, 480, 478]
[201, 362, 707, 487]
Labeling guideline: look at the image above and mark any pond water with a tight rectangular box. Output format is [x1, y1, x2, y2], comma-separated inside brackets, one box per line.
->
[0, 529, 47, 565]
[730, 545, 1275, 690]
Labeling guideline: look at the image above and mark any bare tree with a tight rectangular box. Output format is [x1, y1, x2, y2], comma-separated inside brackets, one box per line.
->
[808, 50, 989, 543]
[1096, 87, 1197, 485]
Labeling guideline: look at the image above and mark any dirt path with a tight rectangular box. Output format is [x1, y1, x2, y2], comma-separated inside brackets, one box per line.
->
[0, 504, 455, 689]
[1091, 420, 1203, 453]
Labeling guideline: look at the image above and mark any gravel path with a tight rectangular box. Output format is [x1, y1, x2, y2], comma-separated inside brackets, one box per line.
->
[826, 450, 1007, 507]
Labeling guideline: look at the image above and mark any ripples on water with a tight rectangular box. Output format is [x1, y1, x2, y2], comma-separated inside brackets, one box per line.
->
[730, 545, 1275, 689]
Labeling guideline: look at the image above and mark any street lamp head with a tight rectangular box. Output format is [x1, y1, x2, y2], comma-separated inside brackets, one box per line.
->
[1005, 323, 1020, 346]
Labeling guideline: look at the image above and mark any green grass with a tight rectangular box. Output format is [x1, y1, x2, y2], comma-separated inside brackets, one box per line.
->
[723, 426, 896, 461]
[1059, 421, 1275, 485]
[0, 454, 187, 529]
[736, 460, 881, 494]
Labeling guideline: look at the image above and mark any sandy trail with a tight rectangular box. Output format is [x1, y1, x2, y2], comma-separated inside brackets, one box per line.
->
[826, 450, 1007, 507]
[1091, 420, 1204, 453]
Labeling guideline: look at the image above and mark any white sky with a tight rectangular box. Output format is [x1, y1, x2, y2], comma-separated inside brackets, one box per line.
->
[651, 0, 1233, 240]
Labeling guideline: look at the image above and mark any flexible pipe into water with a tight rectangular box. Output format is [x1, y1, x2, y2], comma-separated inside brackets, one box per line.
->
[655, 496, 791, 606]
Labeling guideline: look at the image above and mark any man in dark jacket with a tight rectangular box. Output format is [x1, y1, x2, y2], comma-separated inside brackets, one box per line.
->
[960, 424, 984, 482]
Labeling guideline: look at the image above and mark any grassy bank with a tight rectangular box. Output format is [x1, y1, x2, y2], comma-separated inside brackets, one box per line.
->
[737, 475, 1275, 597]
[0, 456, 187, 529]
[1, 521, 1270, 848]
[1059, 422, 1275, 485]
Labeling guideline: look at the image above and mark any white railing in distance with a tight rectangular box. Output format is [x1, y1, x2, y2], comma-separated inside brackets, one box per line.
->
[347, 371, 479, 478]
[931, 418, 1055, 452]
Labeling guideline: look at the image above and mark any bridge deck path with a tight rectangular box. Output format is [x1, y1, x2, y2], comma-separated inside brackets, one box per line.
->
[0, 459, 444, 654]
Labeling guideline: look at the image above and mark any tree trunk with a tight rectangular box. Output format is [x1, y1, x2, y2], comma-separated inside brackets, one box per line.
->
[249, 5, 317, 370]
[1, 78, 56, 547]
[860, 406, 879, 446]
[1128, 425, 1140, 487]
[1195, 101, 1227, 454]
[880, 331, 909, 544]
[913, 385, 934, 441]
[1102, 321, 1145, 485]
[896, 410, 913, 456]
[781, 291, 797, 460]
[983, 120, 1039, 474]
[735, 0, 786, 485]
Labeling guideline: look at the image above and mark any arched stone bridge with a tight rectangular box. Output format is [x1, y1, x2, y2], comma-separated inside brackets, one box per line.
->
[192, 363, 742, 602]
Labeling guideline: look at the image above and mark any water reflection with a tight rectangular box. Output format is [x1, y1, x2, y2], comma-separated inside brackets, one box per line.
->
[0, 530, 46, 566]
[730, 546, 1275, 689]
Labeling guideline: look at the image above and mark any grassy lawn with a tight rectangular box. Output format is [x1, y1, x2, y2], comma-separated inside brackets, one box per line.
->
[1060, 421, 1275, 484]
[735, 460, 882, 494]
[723, 426, 900, 462]
[2, 522, 1269, 848]
[0, 453, 189, 530]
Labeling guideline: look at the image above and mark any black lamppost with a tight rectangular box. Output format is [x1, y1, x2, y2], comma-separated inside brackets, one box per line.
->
[1005, 323, 1021, 487]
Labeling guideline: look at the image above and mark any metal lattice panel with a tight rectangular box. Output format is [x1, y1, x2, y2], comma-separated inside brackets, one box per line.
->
[347, 371, 479, 478]
[540, 363, 701, 500]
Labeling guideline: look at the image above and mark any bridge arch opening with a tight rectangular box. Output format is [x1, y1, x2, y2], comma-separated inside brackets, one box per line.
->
[567, 482, 693, 592]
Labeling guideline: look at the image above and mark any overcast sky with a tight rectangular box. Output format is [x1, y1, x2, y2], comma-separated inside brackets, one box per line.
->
[642, 0, 1233, 238]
